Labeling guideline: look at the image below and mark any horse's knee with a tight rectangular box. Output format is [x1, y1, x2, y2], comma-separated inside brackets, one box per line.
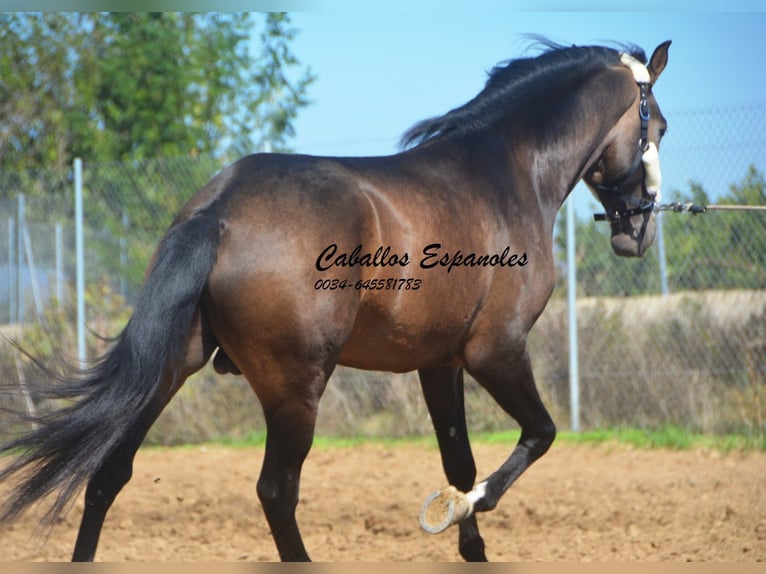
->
[525, 418, 556, 458]
[540, 418, 557, 448]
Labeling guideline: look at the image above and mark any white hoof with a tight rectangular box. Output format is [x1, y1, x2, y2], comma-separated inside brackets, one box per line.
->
[419, 486, 473, 534]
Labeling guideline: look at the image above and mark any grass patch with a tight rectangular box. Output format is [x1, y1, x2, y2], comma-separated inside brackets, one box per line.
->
[473, 426, 765, 452]
[162, 431, 436, 451]
[161, 426, 765, 453]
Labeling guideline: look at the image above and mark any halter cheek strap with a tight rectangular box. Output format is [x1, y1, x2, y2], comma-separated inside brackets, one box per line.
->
[592, 54, 662, 222]
[620, 53, 661, 198]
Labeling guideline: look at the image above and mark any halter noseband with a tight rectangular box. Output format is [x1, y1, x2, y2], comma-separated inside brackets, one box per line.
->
[593, 54, 661, 223]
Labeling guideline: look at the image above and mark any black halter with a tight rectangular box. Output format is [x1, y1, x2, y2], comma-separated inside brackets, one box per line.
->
[593, 82, 654, 223]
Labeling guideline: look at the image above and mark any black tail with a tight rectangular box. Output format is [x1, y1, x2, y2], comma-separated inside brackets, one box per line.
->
[0, 213, 221, 526]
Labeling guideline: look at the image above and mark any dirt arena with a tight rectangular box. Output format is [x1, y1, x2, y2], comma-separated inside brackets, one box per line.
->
[1, 441, 764, 562]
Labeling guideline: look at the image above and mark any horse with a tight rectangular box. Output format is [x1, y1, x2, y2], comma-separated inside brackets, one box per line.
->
[0, 39, 670, 561]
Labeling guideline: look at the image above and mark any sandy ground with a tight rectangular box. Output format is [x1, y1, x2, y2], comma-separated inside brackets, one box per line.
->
[1, 441, 764, 562]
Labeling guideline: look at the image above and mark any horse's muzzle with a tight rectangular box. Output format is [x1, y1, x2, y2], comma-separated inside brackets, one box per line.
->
[611, 216, 656, 257]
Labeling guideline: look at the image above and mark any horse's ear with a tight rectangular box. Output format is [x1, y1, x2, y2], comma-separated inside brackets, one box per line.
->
[648, 40, 671, 84]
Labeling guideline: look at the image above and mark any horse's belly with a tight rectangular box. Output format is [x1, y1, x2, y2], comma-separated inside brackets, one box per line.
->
[336, 292, 472, 373]
[338, 339, 459, 373]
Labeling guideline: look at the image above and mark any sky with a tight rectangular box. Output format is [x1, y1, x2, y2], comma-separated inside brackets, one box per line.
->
[4, 3, 764, 214]
[283, 10, 766, 215]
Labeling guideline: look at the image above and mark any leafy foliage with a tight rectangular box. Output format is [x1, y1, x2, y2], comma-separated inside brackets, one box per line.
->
[0, 13, 314, 176]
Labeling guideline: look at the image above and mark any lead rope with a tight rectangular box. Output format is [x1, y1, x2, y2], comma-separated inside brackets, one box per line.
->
[655, 203, 766, 215]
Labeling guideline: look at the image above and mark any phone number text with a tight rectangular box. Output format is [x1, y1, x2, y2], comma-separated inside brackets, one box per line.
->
[314, 278, 422, 291]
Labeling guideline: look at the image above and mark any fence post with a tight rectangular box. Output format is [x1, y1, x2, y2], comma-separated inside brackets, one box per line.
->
[22, 220, 43, 319]
[8, 217, 15, 323]
[656, 211, 670, 296]
[17, 194, 25, 324]
[55, 223, 64, 304]
[120, 210, 129, 298]
[566, 198, 580, 432]
[75, 158, 86, 368]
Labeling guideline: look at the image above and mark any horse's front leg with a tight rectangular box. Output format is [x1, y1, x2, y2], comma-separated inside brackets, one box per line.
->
[419, 341, 555, 539]
[418, 366, 486, 562]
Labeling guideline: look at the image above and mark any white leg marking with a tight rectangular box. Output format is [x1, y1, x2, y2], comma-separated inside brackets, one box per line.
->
[465, 480, 487, 508]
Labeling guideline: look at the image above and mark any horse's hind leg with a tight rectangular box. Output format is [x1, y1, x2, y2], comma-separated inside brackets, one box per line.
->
[217, 335, 333, 561]
[241, 362, 330, 562]
[72, 311, 216, 561]
[256, 394, 320, 562]
[418, 366, 487, 562]
[72, 404, 165, 561]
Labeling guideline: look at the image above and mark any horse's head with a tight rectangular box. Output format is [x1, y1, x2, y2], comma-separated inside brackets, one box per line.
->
[584, 41, 671, 257]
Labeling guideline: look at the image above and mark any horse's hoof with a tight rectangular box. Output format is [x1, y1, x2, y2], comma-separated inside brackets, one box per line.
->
[419, 486, 472, 534]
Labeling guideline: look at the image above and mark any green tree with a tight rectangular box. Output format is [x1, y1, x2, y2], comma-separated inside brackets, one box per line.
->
[554, 208, 661, 298]
[664, 166, 766, 290]
[0, 12, 314, 175]
[0, 14, 89, 171]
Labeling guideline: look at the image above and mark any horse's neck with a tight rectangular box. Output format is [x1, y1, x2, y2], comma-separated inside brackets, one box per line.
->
[517, 87, 630, 226]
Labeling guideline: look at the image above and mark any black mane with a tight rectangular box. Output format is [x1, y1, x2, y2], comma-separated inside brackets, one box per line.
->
[399, 40, 647, 150]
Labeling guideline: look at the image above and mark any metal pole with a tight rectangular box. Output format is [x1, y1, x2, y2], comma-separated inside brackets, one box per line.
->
[566, 198, 580, 432]
[8, 217, 15, 323]
[22, 224, 44, 319]
[17, 194, 25, 324]
[705, 204, 766, 212]
[120, 210, 129, 298]
[656, 211, 670, 296]
[55, 223, 64, 304]
[75, 158, 86, 368]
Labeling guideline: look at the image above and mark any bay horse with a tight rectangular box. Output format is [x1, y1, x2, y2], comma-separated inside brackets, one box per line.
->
[0, 39, 670, 561]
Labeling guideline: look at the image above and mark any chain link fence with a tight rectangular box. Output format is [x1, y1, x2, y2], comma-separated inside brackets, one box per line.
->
[0, 102, 764, 444]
